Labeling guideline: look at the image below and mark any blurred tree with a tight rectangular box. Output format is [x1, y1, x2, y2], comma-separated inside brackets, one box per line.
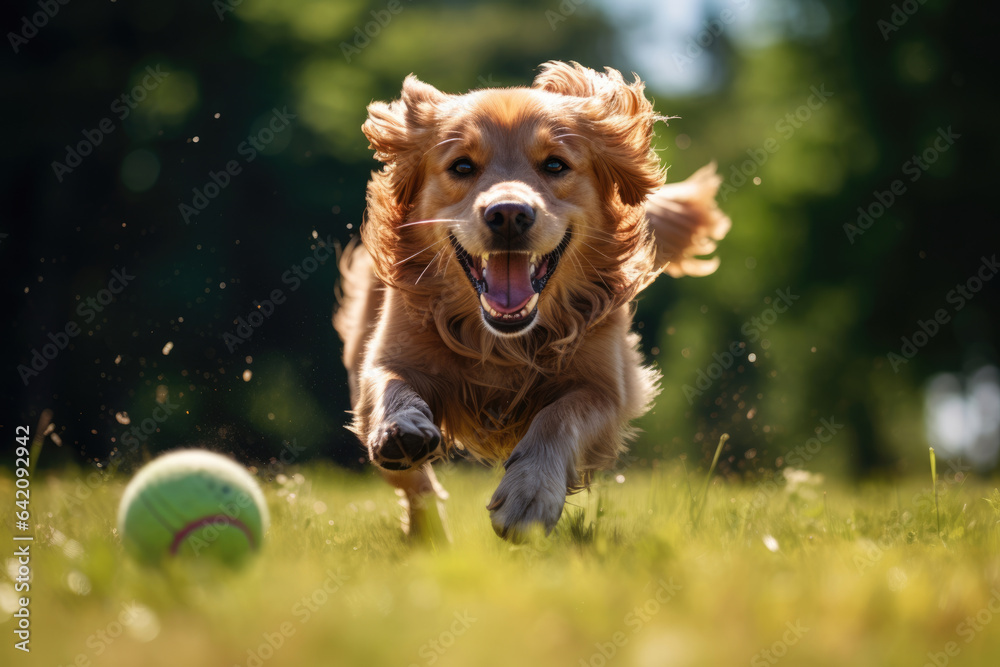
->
[635, 0, 997, 478]
[2, 0, 995, 480]
[1, 0, 617, 473]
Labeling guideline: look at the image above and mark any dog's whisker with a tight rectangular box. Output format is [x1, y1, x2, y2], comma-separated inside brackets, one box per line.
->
[575, 240, 614, 259]
[565, 229, 618, 247]
[398, 218, 464, 229]
[394, 236, 449, 266]
[569, 229, 620, 245]
[569, 228, 618, 241]
[425, 137, 463, 155]
[561, 225, 617, 239]
[414, 246, 447, 285]
[552, 133, 591, 146]
[569, 246, 613, 293]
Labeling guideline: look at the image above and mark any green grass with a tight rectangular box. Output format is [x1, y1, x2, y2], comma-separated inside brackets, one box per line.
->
[2, 461, 1000, 667]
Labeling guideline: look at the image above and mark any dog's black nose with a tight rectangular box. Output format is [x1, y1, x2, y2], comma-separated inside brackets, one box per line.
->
[484, 201, 535, 238]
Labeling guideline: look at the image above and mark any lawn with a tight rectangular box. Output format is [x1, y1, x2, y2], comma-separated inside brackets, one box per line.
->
[2, 459, 999, 667]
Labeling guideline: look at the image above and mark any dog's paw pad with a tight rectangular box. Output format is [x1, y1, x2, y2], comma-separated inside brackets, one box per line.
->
[370, 413, 442, 471]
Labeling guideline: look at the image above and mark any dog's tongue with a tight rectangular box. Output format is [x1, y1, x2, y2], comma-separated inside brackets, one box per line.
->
[483, 253, 535, 313]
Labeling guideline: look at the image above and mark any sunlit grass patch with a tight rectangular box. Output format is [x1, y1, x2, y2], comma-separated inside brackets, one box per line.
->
[1, 462, 998, 667]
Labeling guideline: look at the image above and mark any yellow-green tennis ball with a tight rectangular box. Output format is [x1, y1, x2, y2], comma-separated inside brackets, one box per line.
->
[117, 449, 269, 567]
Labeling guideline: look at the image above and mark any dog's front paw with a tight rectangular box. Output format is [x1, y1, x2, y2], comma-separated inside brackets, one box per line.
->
[369, 410, 443, 471]
[487, 456, 567, 541]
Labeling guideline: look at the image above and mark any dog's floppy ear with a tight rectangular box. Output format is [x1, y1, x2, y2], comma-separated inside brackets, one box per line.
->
[363, 75, 447, 206]
[533, 61, 665, 207]
[645, 163, 732, 279]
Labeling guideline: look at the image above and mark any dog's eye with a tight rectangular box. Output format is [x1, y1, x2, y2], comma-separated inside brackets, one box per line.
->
[449, 158, 476, 176]
[543, 157, 569, 174]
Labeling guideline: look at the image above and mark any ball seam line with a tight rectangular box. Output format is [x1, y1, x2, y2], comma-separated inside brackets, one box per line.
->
[169, 514, 257, 555]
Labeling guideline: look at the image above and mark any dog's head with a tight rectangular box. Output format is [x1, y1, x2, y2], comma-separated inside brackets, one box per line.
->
[362, 61, 665, 338]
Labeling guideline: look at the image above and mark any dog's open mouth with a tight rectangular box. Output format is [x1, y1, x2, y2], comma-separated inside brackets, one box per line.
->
[450, 230, 571, 334]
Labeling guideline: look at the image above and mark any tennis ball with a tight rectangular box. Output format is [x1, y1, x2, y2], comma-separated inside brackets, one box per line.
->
[117, 449, 269, 567]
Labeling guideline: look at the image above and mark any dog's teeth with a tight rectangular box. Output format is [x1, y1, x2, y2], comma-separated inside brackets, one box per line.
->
[530, 262, 536, 276]
[481, 293, 539, 321]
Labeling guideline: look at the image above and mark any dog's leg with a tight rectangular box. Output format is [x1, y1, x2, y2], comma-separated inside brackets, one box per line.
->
[358, 372, 450, 544]
[359, 374, 443, 472]
[487, 389, 617, 541]
[381, 464, 450, 545]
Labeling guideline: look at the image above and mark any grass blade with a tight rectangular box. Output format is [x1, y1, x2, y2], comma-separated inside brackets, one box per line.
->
[29, 408, 53, 476]
[930, 447, 941, 538]
[692, 433, 729, 529]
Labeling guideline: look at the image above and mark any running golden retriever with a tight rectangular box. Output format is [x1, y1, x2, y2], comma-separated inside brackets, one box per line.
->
[335, 61, 730, 541]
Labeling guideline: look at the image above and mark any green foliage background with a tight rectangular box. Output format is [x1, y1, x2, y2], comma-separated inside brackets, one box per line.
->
[3, 0, 996, 479]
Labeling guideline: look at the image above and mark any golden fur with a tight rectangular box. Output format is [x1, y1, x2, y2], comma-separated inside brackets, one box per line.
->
[334, 61, 730, 541]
